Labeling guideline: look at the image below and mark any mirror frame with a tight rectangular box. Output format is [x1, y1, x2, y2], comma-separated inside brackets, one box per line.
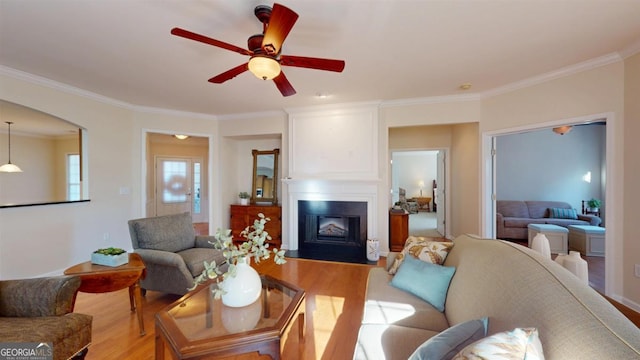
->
[251, 148, 279, 205]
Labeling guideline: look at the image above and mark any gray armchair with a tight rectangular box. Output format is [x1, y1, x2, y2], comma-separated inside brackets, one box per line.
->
[0, 276, 92, 360]
[128, 212, 227, 295]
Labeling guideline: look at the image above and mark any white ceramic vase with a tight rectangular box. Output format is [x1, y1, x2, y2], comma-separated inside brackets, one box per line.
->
[220, 257, 262, 308]
[239, 198, 249, 205]
[562, 251, 589, 286]
[531, 233, 551, 260]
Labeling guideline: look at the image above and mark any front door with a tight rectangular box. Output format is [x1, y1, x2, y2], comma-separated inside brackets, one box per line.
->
[155, 157, 193, 216]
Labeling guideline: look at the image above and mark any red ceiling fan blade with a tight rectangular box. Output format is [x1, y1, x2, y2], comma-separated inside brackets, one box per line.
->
[273, 71, 296, 97]
[261, 4, 299, 55]
[280, 55, 345, 72]
[171, 27, 252, 56]
[208, 63, 249, 83]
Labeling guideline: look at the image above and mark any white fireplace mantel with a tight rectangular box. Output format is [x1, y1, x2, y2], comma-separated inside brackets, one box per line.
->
[285, 179, 378, 251]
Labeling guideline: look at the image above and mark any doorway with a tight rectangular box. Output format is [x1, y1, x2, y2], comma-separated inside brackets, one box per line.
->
[146, 133, 209, 227]
[482, 113, 616, 296]
[391, 150, 446, 238]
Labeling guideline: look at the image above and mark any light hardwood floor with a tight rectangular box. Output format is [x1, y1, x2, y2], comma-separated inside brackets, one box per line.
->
[73, 254, 639, 360]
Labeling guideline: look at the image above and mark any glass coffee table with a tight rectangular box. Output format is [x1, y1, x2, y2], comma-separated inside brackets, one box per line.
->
[155, 275, 305, 359]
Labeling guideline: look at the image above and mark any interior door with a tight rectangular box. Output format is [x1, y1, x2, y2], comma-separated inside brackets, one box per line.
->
[155, 157, 192, 216]
[436, 150, 446, 235]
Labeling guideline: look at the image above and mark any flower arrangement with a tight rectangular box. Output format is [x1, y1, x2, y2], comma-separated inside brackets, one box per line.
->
[238, 192, 250, 199]
[587, 198, 601, 210]
[190, 213, 286, 298]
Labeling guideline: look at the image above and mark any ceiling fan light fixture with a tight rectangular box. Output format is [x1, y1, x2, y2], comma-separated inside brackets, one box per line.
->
[174, 134, 189, 140]
[248, 56, 281, 80]
[552, 125, 573, 135]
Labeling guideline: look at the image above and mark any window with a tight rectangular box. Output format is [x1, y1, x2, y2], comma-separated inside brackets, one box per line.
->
[67, 154, 80, 201]
[193, 162, 201, 214]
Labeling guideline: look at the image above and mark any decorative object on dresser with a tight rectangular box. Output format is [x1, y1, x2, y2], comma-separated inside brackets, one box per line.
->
[238, 191, 250, 205]
[230, 204, 282, 248]
[389, 209, 409, 252]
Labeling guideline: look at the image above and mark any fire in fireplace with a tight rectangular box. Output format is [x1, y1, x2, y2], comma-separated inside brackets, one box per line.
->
[296, 200, 367, 263]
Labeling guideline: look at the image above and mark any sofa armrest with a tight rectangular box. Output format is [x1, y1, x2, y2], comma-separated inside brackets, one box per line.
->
[577, 214, 602, 226]
[0, 276, 80, 317]
[195, 235, 218, 248]
[134, 248, 187, 267]
[496, 212, 505, 238]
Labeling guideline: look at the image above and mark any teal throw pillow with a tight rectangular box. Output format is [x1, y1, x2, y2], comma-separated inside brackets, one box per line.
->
[549, 207, 578, 219]
[390, 254, 456, 312]
[409, 317, 489, 360]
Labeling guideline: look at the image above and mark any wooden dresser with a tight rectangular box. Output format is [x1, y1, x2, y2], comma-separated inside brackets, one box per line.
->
[230, 204, 282, 248]
[389, 211, 409, 252]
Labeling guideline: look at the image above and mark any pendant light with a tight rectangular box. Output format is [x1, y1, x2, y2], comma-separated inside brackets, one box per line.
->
[0, 121, 23, 173]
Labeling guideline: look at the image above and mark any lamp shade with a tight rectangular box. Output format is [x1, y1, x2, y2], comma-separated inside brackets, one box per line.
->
[0, 163, 22, 173]
[552, 126, 572, 135]
[248, 56, 281, 80]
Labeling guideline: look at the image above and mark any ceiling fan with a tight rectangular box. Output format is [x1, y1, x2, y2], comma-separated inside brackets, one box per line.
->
[171, 3, 345, 97]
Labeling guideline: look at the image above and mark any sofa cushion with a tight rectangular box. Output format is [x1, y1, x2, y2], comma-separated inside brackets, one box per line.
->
[354, 324, 440, 360]
[525, 201, 571, 219]
[133, 212, 196, 252]
[388, 236, 454, 274]
[496, 200, 530, 218]
[409, 317, 488, 360]
[549, 207, 578, 219]
[453, 327, 544, 360]
[391, 255, 456, 312]
[363, 268, 449, 331]
[504, 218, 545, 228]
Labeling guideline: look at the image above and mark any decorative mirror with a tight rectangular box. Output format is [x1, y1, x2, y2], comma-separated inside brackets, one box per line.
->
[0, 100, 89, 208]
[251, 149, 279, 205]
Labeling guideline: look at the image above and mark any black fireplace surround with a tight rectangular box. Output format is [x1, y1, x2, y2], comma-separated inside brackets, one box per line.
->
[293, 200, 368, 263]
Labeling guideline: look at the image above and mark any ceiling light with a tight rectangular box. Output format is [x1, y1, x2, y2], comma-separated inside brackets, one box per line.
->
[460, 83, 472, 90]
[174, 134, 189, 140]
[248, 56, 281, 80]
[0, 121, 23, 173]
[552, 126, 572, 135]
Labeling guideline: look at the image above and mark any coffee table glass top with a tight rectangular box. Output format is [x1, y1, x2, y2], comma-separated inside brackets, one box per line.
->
[161, 275, 303, 342]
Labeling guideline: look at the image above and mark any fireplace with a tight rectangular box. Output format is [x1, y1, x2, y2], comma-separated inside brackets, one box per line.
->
[296, 200, 367, 263]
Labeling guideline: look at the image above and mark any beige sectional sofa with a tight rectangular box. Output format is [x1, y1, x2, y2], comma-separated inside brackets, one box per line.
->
[496, 200, 601, 240]
[353, 234, 640, 359]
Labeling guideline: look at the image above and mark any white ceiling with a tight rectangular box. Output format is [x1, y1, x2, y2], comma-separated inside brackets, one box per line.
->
[1, 1, 640, 118]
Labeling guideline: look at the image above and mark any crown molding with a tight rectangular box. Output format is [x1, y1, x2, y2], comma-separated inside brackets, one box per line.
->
[217, 109, 287, 121]
[0, 65, 131, 110]
[132, 104, 218, 121]
[380, 93, 482, 108]
[619, 39, 640, 59]
[480, 52, 622, 98]
[0, 65, 219, 121]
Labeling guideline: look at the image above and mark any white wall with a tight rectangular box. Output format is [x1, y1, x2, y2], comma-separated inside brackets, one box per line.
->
[496, 124, 605, 216]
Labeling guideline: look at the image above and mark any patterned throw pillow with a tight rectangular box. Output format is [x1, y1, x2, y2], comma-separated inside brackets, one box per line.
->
[452, 328, 545, 360]
[549, 207, 578, 220]
[388, 236, 454, 275]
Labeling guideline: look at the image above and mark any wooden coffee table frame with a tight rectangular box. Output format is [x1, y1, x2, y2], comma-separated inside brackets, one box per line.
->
[64, 253, 147, 335]
[155, 275, 305, 360]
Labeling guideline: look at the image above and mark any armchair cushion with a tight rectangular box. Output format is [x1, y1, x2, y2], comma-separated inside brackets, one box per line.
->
[178, 247, 226, 277]
[131, 212, 196, 252]
[0, 276, 92, 360]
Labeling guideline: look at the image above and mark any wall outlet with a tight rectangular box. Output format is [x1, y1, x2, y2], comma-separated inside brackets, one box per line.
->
[635, 264, 640, 278]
